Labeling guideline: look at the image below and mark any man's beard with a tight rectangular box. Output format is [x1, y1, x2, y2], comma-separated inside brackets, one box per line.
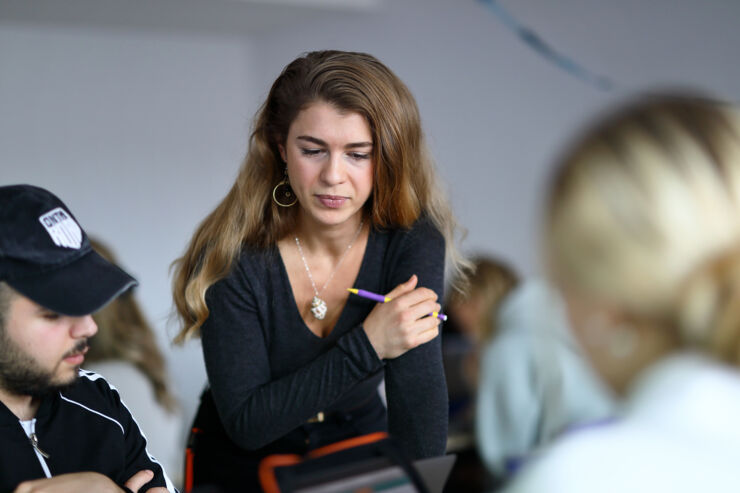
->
[0, 332, 86, 398]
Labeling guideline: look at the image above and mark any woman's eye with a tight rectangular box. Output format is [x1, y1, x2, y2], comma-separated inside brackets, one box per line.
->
[349, 152, 370, 160]
[300, 148, 322, 156]
[42, 311, 61, 321]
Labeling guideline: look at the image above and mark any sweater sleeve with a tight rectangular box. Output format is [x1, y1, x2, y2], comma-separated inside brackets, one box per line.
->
[200, 259, 384, 450]
[382, 218, 449, 458]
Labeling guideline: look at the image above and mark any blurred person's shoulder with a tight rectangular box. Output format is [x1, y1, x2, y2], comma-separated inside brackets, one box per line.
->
[506, 416, 737, 493]
[507, 353, 740, 492]
[495, 279, 571, 341]
[504, 422, 653, 493]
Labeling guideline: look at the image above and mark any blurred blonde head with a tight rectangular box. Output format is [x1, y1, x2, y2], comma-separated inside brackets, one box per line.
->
[546, 93, 740, 371]
[88, 238, 178, 412]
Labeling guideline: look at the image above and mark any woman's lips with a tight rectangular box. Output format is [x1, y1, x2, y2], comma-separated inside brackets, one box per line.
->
[316, 195, 347, 208]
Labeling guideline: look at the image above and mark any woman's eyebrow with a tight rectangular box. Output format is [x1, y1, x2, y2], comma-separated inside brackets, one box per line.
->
[346, 141, 373, 149]
[296, 135, 372, 149]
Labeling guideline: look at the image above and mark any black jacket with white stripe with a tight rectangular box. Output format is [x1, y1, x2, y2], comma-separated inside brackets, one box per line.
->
[0, 369, 177, 493]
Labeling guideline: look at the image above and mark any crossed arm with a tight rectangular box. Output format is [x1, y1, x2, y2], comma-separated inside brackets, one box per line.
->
[13, 469, 169, 493]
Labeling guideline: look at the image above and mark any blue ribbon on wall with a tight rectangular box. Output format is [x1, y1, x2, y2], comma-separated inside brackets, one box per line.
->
[479, 0, 615, 91]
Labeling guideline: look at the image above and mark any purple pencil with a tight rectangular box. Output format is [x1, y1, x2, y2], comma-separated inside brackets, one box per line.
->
[347, 288, 448, 321]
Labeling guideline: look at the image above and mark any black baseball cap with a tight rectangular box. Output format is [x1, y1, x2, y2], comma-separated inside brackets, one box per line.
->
[0, 184, 137, 316]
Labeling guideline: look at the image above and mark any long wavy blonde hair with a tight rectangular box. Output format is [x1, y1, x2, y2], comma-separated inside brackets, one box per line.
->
[172, 50, 469, 342]
[546, 93, 740, 366]
[88, 238, 178, 412]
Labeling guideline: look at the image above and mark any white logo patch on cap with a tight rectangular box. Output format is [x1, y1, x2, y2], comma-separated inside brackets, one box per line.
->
[39, 207, 83, 249]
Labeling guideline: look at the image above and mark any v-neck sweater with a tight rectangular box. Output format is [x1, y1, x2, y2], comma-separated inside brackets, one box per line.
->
[200, 216, 448, 459]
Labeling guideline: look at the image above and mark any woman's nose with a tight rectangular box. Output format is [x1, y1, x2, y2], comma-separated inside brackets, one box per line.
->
[320, 153, 346, 185]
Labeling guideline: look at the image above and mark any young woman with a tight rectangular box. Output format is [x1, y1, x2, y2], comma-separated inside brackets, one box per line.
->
[505, 93, 740, 491]
[172, 50, 468, 491]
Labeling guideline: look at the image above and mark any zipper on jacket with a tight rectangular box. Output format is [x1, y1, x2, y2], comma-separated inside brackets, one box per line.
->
[29, 431, 50, 458]
[20, 418, 52, 478]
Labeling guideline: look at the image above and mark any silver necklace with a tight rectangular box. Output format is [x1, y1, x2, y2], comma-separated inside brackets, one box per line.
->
[295, 220, 364, 320]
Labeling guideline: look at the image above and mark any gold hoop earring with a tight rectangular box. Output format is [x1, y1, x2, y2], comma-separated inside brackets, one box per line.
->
[272, 175, 297, 207]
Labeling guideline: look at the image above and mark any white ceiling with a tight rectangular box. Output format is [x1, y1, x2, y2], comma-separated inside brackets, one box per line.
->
[0, 0, 383, 36]
[228, 0, 379, 7]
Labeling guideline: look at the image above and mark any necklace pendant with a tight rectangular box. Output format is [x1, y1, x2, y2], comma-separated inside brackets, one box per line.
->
[311, 296, 328, 320]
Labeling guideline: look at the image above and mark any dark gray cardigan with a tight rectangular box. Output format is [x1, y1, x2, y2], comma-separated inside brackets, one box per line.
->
[201, 217, 448, 459]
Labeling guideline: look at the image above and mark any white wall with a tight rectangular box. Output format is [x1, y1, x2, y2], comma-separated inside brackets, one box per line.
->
[251, 0, 740, 271]
[2, 0, 740, 464]
[0, 23, 255, 442]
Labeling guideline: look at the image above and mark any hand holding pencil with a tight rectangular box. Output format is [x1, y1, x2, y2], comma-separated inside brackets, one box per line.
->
[357, 275, 443, 360]
[347, 289, 447, 321]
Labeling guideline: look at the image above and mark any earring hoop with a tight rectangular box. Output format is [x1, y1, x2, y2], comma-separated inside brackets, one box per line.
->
[272, 177, 297, 207]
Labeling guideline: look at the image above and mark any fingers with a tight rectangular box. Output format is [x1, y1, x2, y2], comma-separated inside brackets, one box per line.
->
[13, 480, 33, 493]
[384, 275, 440, 311]
[392, 314, 440, 356]
[363, 275, 443, 360]
[403, 296, 441, 322]
[415, 320, 441, 346]
[125, 470, 154, 493]
[389, 282, 438, 313]
[395, 298, 441, 344]
[384, 274, 418, 299]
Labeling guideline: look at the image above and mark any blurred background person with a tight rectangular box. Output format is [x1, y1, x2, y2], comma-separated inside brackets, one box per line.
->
[507, 93, 740, 492]
[87, 237, 185, 489]
[444, 255, 520, 439]
[442, 255, 519, 492]
[476, 279, 614, 485]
